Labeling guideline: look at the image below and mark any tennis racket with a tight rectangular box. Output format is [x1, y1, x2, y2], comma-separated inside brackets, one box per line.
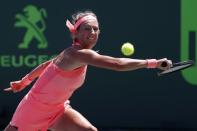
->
[157, 60, 194, 76]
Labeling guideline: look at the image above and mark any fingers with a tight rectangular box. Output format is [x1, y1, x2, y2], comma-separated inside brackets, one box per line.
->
[4, 81, 21, 93]
[3, 80, 22, 93]
[3, 87, 13, 92]
[166, 60, 172, 69]
[163, 60, 172, 70]
[157, 58, 172, 70]
[4, 87, 18, 93]
[168, 60, 173, 67]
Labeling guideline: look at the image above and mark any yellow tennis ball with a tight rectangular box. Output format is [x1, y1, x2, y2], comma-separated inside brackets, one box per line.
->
[121, 42, 134, 56]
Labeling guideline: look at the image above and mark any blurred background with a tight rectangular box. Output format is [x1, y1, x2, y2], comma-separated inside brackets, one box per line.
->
[0, 0, 197, 130]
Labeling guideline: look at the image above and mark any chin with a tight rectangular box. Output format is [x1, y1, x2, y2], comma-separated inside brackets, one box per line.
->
[87, 42, 96, 49]
[88, 39, 97, 44]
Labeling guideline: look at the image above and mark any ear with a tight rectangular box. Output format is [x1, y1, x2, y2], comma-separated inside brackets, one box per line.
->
[71, 32, 77, 39]
[71, 33, 75, 39]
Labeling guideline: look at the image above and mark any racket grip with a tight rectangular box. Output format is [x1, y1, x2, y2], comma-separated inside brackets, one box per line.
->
[161, 61, 168, 67]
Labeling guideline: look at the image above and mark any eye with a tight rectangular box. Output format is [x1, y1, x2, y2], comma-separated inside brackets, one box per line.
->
[93, 27, 99, 32]
[84, 27, 91, 31]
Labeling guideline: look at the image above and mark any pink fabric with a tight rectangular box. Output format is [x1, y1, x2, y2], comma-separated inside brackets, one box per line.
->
[10, 62, 87, 131]
[146, 59, 158, 68]
[66, 15, 97, 33]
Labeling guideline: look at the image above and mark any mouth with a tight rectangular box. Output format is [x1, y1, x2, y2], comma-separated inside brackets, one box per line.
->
[87, 35, 96, 40]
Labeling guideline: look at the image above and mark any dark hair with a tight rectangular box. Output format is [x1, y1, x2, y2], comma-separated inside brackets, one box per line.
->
[70, 10, 99, 41]
[71, 10, 98, 25]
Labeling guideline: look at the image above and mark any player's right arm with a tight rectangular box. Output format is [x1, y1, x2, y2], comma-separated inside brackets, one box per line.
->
[4, 59, 53, 93]
[74, 49, 171, 71]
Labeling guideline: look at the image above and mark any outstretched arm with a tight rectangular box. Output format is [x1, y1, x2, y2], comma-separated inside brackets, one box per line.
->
[4, 59, 53, 93]
[27, 59, 52, 80]
[74, 49, 172, 71]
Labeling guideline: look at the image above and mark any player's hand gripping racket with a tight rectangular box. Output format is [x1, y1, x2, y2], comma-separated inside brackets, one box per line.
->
[158, 60, 194, 76]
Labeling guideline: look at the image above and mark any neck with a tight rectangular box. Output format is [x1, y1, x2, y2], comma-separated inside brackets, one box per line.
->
[72, 41, 81, 46]
[72, 41, 94, 49]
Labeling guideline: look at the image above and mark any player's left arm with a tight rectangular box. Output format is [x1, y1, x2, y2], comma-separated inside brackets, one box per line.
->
[74, 49, 148, 71]
[74, 49, 171, 71]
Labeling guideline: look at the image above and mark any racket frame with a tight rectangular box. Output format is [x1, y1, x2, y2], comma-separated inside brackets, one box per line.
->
[157, 60, 194, 76]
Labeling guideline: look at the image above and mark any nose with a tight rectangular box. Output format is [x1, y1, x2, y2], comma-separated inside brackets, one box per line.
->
[90, 28, 95, 34]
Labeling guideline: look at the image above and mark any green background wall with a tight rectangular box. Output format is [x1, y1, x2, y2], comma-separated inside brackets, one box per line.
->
[1, 0, 197, 129]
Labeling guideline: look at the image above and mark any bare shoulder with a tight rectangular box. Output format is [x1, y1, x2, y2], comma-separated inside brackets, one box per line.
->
[77, 49, 98, 55]
[57, 47, 99, 65]
[53, 47, 94, 69]
[70, 48, 98, 58]
[69, 48, 100, 64]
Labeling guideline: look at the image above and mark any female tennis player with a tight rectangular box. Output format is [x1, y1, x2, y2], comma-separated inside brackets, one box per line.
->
[4, 11, 172, 131]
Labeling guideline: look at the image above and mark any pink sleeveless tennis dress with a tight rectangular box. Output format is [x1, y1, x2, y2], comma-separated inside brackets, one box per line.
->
[10, 62, 87, 131]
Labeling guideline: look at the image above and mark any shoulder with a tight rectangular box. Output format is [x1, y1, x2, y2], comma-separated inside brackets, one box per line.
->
[70, 48, 101, 64]
[70, 48, 99, 57]
[59, 47, 99, 63]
